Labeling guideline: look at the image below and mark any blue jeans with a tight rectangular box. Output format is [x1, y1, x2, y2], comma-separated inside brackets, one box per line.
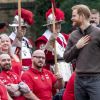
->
[75, 74, 100, 100]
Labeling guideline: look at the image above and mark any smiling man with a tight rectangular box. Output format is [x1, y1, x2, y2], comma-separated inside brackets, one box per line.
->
[64, 4, 100, 100]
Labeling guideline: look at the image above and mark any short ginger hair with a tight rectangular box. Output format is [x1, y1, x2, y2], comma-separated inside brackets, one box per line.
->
[72, 4, 91, 20]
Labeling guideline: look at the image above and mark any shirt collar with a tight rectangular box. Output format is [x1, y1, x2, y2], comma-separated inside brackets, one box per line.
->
[1, 70, 13, 75]
[84, 25, 92, 34]
[30, 67, 44, 74]
[78, 25, 93, 35]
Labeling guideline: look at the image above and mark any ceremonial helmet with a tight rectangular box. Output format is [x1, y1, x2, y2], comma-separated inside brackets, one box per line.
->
[43, 8, 65, 26]
[9, 8, 34, 27]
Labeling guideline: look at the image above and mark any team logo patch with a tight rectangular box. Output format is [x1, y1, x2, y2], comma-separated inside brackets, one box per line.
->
[34, 76, 38, 79]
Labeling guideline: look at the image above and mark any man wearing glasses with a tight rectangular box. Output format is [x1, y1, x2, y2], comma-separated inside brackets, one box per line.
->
[21, 49, 64, 100]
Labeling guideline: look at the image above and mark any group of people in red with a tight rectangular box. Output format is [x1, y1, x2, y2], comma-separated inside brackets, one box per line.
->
[0, 2, 100, 100]
[0, 4, 72, 100]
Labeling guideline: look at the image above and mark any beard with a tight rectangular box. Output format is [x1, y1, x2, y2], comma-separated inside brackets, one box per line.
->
[72, 20, 82, 27]
[0, 63, 11, 71]
[33, 61, 44, 69]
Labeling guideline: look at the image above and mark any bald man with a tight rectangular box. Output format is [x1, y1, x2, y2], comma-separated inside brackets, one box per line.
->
[0, 53, 41, 100]
[21, 49, 64, 100]
[0, 53, 23, 99]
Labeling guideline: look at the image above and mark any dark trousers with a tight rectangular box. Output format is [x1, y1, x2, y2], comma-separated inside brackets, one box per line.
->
[75, 74, 100, 100]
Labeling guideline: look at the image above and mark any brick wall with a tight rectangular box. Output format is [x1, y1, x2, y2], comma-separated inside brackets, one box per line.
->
[0, 0, 34, 3]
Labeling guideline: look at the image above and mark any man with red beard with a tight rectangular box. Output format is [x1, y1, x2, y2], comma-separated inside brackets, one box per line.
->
[21, 50, 64, 100]
[64, 4, 100, 100]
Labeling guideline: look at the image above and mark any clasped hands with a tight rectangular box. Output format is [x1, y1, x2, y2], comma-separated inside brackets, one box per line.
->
[6, 82, 31, 97]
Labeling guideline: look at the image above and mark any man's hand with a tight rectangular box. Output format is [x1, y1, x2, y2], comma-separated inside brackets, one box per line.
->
[7, 44, 20, 62]
[45, 32, 58, 51]
[12, 38, 22, 48]
[18, 82, 31, 94]
[49, 32, 58, 43]
[55, 72, 63, 80]
[54, 72, 64, 89]
[76, 35, 91, 49]
[6, 84, 21, 97]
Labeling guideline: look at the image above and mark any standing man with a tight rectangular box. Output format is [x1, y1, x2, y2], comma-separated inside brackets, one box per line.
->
[21, 49, 64, 100]
[64, 4, 100, 100]
[9, 8, 34, 70]
[35, 8, 72, 83]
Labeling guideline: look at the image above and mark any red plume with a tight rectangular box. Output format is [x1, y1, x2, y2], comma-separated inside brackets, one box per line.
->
[46, 8, 65, 21]
[16, 8, 34, 25]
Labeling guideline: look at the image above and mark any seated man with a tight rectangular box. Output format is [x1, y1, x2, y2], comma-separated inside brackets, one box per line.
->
[21, 49, 64, 100]
[0, 53, 40, 100]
